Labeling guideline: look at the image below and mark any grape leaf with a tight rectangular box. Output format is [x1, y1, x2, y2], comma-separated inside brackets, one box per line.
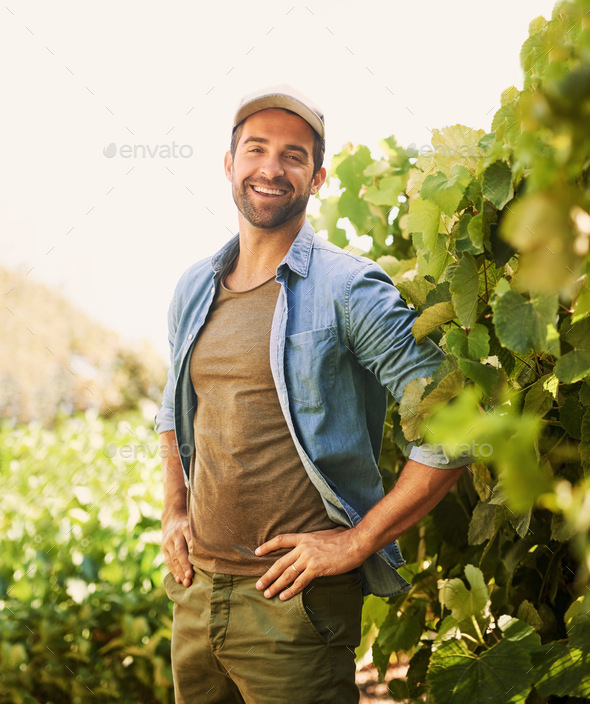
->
[450, 253, 480, 328]
[492, 291, 558, 354]
[428, 635, 533, 704]
[482, 161, 513, 210]
[412, 301, 456, 342]
[408, 196, 441, 252]
[421, 164, 472, 217]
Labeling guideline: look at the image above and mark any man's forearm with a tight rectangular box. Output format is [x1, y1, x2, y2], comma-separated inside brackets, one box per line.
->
[350, 459, 466, 562]
[160, 429, 193, 586]
[160, 429, 187, 513]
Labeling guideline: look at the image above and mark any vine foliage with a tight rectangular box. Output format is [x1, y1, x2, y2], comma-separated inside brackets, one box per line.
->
[312, 2, 590, 701]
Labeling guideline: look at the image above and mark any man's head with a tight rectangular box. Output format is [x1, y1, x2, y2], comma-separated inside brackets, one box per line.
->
[230, 85, 325, 176]
[225, 85, 327, 231]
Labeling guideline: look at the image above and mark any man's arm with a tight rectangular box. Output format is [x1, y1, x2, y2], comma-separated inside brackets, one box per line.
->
[160, 430, 193, 587]
[255, 459, 466, 600]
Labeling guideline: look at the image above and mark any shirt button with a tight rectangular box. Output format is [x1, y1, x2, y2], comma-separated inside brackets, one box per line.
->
[188, 334, 193, 340]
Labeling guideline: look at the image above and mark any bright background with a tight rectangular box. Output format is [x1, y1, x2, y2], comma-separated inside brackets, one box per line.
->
[1, 0, 557, 358]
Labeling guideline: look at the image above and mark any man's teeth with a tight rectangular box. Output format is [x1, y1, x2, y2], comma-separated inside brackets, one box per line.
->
[252, 186, 286, 195]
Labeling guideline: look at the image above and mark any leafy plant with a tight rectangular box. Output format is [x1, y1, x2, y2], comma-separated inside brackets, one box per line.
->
[0, 412, 173, 704]
[312, 1, 590, 700]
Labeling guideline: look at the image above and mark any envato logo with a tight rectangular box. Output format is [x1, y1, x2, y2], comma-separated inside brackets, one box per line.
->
[403, 143, 492, 159]
[104, 442, 193, 459]
[102, 142, 194, 159]
[419, 440, 493, 462]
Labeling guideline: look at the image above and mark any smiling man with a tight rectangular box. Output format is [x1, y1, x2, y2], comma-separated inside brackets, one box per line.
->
[155, 85, 469, 704]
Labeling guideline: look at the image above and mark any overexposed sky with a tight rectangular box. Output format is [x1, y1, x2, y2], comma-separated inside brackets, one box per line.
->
[1, 0, 558, 359]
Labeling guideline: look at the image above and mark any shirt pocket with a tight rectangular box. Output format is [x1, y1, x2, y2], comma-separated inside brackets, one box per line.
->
[285, 327, 338, 408]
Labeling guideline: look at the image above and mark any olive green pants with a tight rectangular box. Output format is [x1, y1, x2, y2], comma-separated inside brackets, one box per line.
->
[164, 567, 363, 703]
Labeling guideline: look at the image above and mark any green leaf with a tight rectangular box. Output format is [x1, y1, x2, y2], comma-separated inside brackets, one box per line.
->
[450, 253, 480, 328]
[338, 188, 371, 232]
[311, 195, 347, 248]
[418, 370, 465, 423]
[375, 255, 400, 278]
[516, 601, 544, 632]
[555, 350, 590, 383]
[500, 189, 580, 295]
[438, 564, 489, 622]
[363, 175, 405, 206]
[492, 291, 558, 354]
[412, 301, 456, 342]
[427, 637, 533, 704]
[408, 196, 441, 252]
[373, 604, 426, 679]
[471, 460, 493, 501]
[498, 615, 541, 650]
[559, 396, 583, 439]
[523, 375, 555, 417]
[363, 160, 391, 177]
[458, 359, 501, 397]
[422, 280, 452, 309]
[508, 507, 532, 538]
[396, 278, 436, 308]
[580, 408, 590, 478]
[467, 212, 485, 250]
[447, 324, 490, 361]
[555, 317, 590, 382]
[400, 376, 430, 442]
[561, 316, 590, 350]
[532, 626, 590, 699]
[361, 595, 390, 634]
[421, 164, 472, 216]
[333, 144, 373, 192]
[482, 161, 513, 209]
[407, 647, 430, 698]
[387, 679, 409, 700]
[468, 502, 498, 545]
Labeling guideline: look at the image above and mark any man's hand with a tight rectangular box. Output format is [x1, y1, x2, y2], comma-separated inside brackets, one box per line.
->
[255, 526, 365, 601]
[162, 508, 193, 587]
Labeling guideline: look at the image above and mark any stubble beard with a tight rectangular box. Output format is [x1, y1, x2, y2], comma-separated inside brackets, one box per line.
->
[232, 177, 313, 230]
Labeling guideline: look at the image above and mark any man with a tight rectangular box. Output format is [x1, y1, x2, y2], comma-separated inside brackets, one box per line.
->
[155, 85, 469, 704]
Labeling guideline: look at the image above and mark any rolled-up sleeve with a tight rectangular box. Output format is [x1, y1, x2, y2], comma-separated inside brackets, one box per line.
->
[346, 262, 471, 469]
[346, 263, 444, 402]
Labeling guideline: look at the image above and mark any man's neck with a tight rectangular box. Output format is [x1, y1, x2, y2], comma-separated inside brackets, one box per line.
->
[224, 214, 305, 291]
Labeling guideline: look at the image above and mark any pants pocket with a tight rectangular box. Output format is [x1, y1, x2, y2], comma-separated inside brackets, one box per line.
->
[299, 572, 363, 647]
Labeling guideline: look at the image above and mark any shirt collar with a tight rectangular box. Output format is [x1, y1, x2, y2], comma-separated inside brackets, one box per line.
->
[211, 219, 315, 279]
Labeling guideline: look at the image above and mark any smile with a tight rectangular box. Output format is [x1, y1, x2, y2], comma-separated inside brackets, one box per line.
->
[251, 185, 288, 196]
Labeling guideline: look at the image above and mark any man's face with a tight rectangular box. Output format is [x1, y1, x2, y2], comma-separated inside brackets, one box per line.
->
[225, 108, 325, 230]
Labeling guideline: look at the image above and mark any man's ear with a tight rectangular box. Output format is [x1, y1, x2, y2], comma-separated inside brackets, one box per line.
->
[310, 166, 327, 196]
[224, 151, 233, 182]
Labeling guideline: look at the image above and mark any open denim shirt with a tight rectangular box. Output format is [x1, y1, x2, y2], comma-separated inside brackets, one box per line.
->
[155, 220, 470, 597]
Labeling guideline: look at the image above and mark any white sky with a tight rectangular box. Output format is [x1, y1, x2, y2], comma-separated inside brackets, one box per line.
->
[1, 0, 558, 359]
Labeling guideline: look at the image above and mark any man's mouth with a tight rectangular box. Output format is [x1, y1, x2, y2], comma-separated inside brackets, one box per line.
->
[250, 185, 288, 197]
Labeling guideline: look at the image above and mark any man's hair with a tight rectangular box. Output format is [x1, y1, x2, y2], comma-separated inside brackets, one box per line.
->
[230, 110, 325, 176]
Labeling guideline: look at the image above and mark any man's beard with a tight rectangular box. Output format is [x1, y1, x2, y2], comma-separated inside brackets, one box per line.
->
[232, 177, 313, 230]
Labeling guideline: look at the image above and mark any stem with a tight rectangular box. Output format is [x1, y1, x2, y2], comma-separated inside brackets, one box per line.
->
[512, 352, 535, 371]
[479, 524, 501, 567]
[471, 614, 487, 647]
[483, 261, 489, 302]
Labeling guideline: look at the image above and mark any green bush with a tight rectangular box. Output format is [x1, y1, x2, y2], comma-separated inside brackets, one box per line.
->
[312, 1, 590, 700]
[0, 412, 173, 704]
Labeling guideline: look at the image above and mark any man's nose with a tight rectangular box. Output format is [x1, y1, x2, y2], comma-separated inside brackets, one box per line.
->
[259, 153, 285, 180]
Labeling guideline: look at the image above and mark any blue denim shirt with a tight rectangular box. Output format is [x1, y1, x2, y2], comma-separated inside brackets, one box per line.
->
[155, 220, 468, 597]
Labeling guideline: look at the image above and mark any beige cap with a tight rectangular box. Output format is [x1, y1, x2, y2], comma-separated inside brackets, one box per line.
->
[233, 84, 325, 139]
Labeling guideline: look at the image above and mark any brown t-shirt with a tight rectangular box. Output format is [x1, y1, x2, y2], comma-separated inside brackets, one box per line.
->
[188, 275, 336, 576]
